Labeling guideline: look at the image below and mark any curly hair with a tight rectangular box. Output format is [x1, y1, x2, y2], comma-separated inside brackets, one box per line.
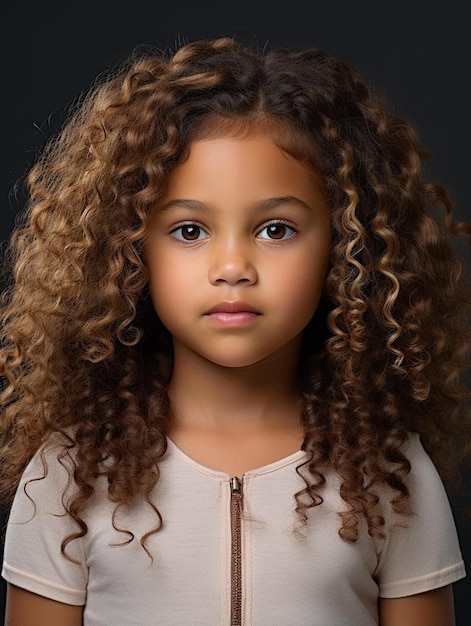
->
[1, 37, 470, 555]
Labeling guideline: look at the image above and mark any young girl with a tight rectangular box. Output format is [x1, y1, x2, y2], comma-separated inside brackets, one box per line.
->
[1, 37, 469, 626]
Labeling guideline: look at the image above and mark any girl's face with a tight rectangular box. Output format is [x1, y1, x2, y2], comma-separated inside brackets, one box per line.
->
[145, 130, 331, 369]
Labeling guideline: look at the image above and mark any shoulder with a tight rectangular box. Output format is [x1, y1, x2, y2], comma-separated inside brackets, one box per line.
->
[2, 431, 88, 603]
[402, 431, 435, 469]
[400, 432, 450, 510]
[383, 432, 457, 537]
[375, 432, 466, 597]
[8, 430, 79, 522]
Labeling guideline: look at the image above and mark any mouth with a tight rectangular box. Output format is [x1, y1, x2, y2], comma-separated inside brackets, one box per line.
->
[204, 302, 261, 324]
[205, 302, 261, 315]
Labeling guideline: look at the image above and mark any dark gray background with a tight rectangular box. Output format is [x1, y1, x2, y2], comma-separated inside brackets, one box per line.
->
[1, 0, 470, 623]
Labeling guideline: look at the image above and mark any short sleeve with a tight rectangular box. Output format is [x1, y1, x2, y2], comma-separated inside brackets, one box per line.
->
[375, 433, 466, 598]
[1, 438, 88, 605]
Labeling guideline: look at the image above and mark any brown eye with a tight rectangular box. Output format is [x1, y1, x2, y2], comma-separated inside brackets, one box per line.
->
[181, 225, 201, 240]
[171, 224, 209, 242]
[257, 223, 296, 241]
[267, 224, 287, 239]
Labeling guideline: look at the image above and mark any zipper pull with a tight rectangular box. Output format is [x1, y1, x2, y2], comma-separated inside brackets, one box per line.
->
[230, 476, 242, 496]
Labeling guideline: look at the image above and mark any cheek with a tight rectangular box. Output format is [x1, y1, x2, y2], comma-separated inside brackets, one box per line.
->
[276, 251, 328, 309]
[283, 273, 325, 325]
[147, 253, 197, 319]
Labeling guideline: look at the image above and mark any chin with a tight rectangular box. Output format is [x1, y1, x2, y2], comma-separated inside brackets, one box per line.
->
[194, 348, 265, 369]
[205, 349, 291, 370]
[210, 357, 264, 369]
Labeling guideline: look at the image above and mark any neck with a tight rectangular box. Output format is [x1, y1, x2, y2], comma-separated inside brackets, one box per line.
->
[167, 342, 303, 436]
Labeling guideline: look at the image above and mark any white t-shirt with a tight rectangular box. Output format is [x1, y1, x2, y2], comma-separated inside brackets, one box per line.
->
[2, 433, 466, 625]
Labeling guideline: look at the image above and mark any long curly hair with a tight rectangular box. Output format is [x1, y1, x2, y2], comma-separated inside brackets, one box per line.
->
[1, 37, 470, 555]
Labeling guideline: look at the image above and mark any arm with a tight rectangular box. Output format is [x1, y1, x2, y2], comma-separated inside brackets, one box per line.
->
[5, 584, 84, 626]
[378, 585, 455, 626]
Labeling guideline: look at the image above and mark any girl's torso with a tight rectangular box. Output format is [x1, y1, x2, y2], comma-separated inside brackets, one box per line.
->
[2, 434, 465, 626]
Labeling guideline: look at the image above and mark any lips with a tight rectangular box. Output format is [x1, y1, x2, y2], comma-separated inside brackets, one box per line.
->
[205, 302, 261, 315]
[204, 302, 261, 324]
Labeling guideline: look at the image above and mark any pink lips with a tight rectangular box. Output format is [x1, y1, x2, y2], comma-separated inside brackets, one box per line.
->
[204, 302, 261, 325]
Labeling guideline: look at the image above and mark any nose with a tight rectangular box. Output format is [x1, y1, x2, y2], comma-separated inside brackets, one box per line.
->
[208, 237, 258, 286]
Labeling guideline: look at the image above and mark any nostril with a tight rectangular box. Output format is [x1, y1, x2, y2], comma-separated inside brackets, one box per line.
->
[208, 258, 258, 286]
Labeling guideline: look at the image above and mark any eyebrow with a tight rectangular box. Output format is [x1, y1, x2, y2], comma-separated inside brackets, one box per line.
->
[158, 196, 313, 213]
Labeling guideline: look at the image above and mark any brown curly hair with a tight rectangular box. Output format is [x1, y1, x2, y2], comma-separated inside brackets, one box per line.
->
[1, 37, 470, 556]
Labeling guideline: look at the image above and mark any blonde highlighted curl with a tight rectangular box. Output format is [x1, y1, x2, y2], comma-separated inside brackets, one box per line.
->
[1, 37, 470, 555]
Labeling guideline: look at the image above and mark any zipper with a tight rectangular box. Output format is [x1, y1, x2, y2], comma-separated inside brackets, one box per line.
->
[230, 476, 243, 626]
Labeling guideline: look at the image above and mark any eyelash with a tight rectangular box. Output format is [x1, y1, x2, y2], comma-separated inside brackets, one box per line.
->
[257, 220, 297, 241]
[169, 220, 298, 242]
[169, 222, 209, 242]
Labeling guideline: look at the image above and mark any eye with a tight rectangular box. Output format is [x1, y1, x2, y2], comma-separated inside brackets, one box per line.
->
[257, 221, 297, 241]
[170, 223, 209, 242]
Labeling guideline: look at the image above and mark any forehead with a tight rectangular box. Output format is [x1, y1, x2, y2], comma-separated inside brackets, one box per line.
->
[162, 132, 323, 202]
[157, 132, 328, 218]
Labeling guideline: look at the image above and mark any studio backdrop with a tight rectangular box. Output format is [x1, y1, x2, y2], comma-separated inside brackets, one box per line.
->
[1, 1, 470, 623]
